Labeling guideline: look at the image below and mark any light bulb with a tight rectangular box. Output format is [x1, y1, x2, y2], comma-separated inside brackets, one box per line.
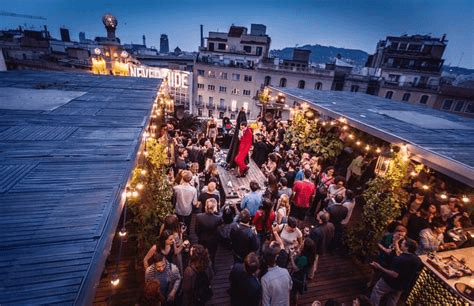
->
[422, 185, 429, 190]
[119, 228, 127, 237]
[136, 183, 144, 190]
[111, 276, 120, 286]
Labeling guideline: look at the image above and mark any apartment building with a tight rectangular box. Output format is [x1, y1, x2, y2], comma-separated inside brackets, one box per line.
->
[194, 24, 271, 119]
[366, 34, 447, 107]
[194, 24, 338, 119]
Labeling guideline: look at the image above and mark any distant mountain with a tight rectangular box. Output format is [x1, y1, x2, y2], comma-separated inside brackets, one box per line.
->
[269, 44, 370, 67]
[442, 66, 474, 76]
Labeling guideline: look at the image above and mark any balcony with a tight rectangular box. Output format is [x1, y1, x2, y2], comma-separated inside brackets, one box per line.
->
[207, 103, 216, 109]
[195, 101, 204, 108]
[217, 104, 227, 111]
[228, 106, 237, 112]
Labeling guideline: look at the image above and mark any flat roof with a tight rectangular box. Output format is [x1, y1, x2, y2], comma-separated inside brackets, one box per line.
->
[271, 87, 474, 187]
[0, 71, 160, 304]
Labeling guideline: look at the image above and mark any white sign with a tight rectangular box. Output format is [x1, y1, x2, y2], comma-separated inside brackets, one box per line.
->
[129, 65, 190, 89]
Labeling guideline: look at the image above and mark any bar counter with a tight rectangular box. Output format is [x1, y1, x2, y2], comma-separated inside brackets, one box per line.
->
[406, 247, 474, 305]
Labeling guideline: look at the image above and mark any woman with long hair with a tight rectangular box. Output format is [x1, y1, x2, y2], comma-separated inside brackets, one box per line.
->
[276, 194, 291, 224]
[253, 198, 276, 246]
[182, 244, 213, 306]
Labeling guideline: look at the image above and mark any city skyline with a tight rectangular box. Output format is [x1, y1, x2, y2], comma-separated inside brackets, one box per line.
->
[1, 0, 473, 69]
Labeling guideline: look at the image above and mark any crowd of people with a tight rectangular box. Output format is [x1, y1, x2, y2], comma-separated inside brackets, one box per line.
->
[140, 110, 472, 306]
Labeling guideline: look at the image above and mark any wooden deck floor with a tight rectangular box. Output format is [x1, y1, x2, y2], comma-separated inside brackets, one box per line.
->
[94, 158, 370, 305]
[215, 150, 267, 201]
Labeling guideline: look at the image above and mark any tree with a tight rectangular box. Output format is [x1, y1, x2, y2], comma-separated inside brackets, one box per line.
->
[345, 149, 410, 262]
[286, 105, 344, 160]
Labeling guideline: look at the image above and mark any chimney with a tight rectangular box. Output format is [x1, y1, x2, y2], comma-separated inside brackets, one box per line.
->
[143, 34, 146, 47]
[200, 25, 204, 48]
[441, 34, 446, 42]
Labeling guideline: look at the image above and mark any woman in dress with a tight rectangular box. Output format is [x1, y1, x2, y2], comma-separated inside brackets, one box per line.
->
[207, 116, 218, 145]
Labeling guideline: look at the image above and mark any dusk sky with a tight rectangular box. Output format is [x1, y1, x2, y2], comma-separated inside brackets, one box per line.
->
[1, 0, 473, 68]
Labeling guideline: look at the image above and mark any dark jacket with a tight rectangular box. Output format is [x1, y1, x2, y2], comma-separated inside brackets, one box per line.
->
[195, 213, 223, 245]
[229, 262, 261, 306]
[230, 223, 259, 261]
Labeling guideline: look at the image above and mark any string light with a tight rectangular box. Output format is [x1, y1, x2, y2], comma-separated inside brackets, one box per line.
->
[376, 148, 381, 154]
[356, 141, 361, 146]
[422, 185, 429, 190]
[462, 196, 470, 203]
[440, 193, 448, 200]
[410, 171, 418, 177]
[111, 275, 120, 286]
[365, 145, 370, 151]
[141, 169, 147, 175]
[349, 134, 354, 139]
[119, 228, 127, 237]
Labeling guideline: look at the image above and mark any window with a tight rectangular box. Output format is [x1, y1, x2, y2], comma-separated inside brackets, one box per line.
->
[219, 112, 224, 119]
[231, 88, 240, 95]
[198, 95, 203, 103]
[388, 74, 400, 82]
[243, 46, 251, 53]
[197, 69, 205, 76]
[232, 73, 240, 81]
[220, 72, 228, 79]
[385, 91, 393, 99]
[197, 83, 204, 89]
[198, 109, 202, 116]
[244, 75, 252, 82]
[298, 80, 305, 89]
[243, 90, 251, 96]
[315, 82, 322, 90]
[231, 100, 237, 111]
[442, 99, 453, 110]
[465, 103, 474, 114]
[264, 76, 271, 86]
[454, 101, 465, 112]
[208, 70, 216, 78]
[208, 43, 214, 51]
[279, 78, 287, 87]
[399, 43, 407, 50]
[219, 86, 227, 93]
[208, 110, 213, 117]
[219, 98, 225, 107]
[402, 93, 411, 101]
[350, 85, 359, 92]
[208, 85, 215, 91]
[408, 44, 421, 51]
[208, 96, 214, 104]
[231, 113, 236, 120]
[390, 42, 399, 49]
[256, 47, 262, 56]
[218, 43, 226, 50]
[420, 95, 429, 105]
